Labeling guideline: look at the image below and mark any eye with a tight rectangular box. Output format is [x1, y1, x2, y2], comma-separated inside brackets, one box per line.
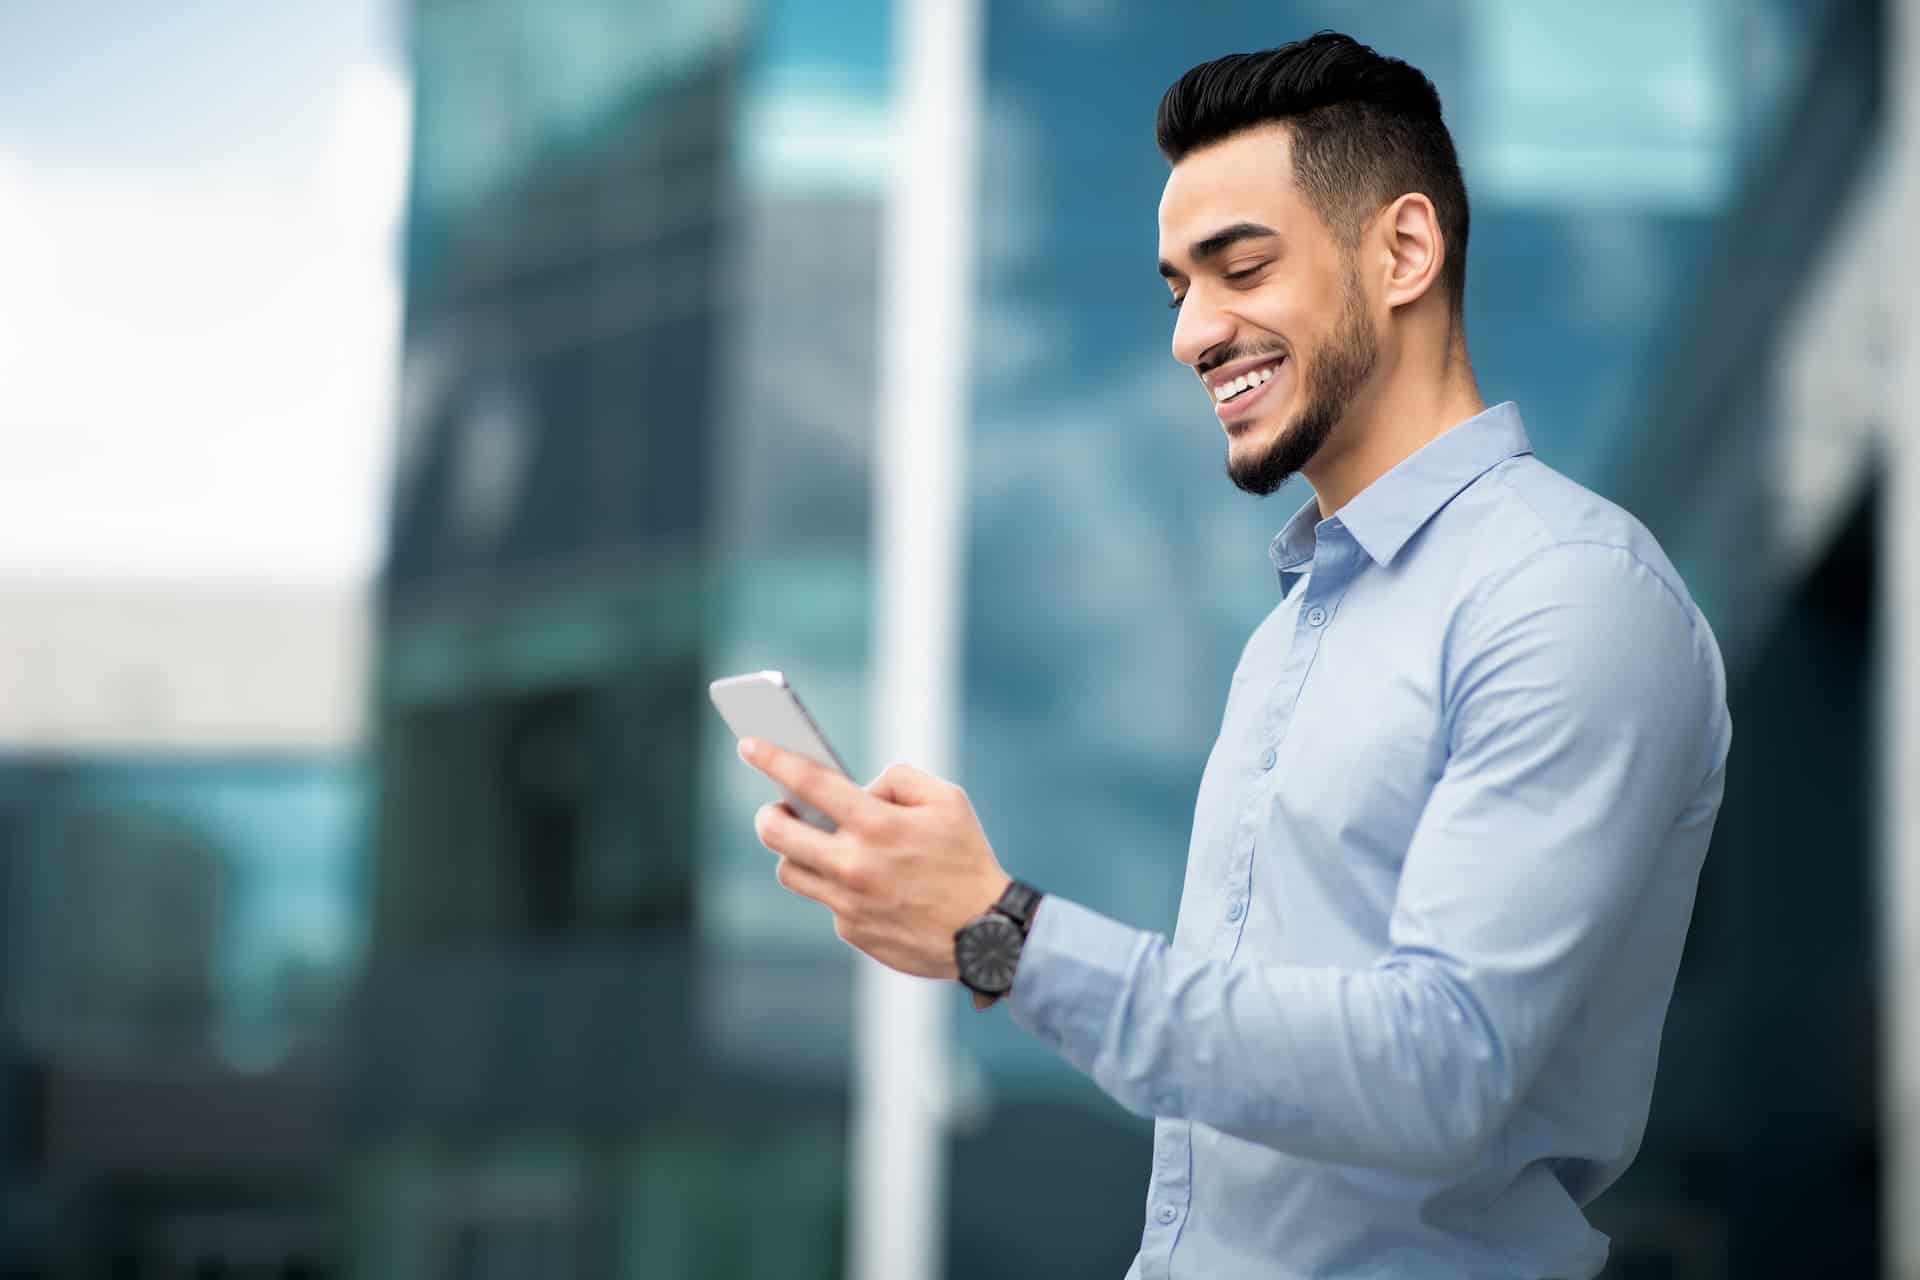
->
[1223, 262, 1267, 283]
[1167, 293, 1185, 311]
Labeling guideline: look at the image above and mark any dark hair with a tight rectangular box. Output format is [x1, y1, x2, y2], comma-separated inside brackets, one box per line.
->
[1156, 32, 1469, 311]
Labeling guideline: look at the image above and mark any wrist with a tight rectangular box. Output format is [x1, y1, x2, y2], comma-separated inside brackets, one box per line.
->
[954, 878, 1044, 1006]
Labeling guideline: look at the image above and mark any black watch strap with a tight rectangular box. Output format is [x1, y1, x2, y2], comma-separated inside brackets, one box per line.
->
[993, 879, 1043, 934]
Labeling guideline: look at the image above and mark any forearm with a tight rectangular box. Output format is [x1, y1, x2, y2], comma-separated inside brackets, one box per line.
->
[1009, 897, 1515, 1174]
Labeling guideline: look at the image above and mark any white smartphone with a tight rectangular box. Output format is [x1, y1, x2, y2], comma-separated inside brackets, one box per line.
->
[708, 670, 853, 833]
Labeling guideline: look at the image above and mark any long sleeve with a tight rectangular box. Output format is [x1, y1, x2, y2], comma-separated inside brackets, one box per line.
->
[1008, 542, 1727, 1175]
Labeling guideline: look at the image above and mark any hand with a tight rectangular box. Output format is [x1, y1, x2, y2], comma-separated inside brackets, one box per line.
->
[739, 738, 1011, 983]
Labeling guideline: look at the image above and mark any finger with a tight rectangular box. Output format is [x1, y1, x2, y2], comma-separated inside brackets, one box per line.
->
[740, 739, 878, 830]
[774, 856, 846, 913]
[866, 760, 951, 808]
[754, 801, 848, 878]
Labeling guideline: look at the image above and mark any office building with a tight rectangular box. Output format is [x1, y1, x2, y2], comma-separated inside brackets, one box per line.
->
[362, 0, 1903, 1274]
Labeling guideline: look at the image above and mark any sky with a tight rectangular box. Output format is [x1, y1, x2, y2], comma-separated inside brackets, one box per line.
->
[0, 0, 410, 588]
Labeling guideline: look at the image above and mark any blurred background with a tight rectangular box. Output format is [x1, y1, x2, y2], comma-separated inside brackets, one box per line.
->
[0, 0, 1911, 1275]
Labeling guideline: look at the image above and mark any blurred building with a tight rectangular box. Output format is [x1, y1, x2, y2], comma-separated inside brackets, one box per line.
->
[352, 0, 874, 1273]
[361, 0, 1894, 1277]
[0, 582, 369, 1275]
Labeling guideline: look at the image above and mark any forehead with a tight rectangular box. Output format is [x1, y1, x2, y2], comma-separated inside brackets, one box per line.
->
[1157, 125, 1316, 263]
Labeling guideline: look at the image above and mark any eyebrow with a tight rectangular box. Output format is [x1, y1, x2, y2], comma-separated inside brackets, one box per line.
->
[1157, 221, 1279, 279]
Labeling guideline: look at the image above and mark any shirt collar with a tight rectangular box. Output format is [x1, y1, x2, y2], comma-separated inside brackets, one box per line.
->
[1268, 401, 1533, 583]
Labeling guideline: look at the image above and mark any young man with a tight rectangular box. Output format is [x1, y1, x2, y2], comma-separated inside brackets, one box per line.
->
[741, 32, 1730, 1279]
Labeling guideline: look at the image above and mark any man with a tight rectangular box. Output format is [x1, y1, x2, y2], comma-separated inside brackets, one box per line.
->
[740, 31, 1730, 1279]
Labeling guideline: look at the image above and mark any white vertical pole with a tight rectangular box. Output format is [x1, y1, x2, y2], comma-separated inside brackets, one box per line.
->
[855, 1, 981, 1279]
[1886, 2, 1920, 1276]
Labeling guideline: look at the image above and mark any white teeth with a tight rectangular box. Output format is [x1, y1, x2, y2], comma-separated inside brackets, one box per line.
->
[1214, 360, 1281, 403]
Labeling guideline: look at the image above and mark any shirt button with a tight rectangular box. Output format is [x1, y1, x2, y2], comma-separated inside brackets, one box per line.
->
[1155, 1204, 1179, 1225]
[1226, 899, 1245, 922]
[1305, 605, 1328, 628]
[1260, 746, 1277, 771]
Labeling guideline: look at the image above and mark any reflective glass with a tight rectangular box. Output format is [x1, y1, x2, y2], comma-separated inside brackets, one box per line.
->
[0, 756, 366, 1072]
[369, 0, 888, 1273]
[691, 0, 890, 1084]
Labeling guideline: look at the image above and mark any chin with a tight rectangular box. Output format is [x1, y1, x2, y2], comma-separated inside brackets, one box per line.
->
[1228, 407, 1291, 455]
[1225, 395, 1331, 498]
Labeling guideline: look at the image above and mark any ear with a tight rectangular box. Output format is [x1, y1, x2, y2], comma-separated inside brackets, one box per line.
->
[1378, 192, 1444, 310]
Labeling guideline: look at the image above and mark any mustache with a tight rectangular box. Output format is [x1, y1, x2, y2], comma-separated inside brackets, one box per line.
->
[1197, 343, 1289, 377]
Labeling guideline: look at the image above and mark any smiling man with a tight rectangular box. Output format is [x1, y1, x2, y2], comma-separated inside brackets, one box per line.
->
[741, 31, 1730, 1279]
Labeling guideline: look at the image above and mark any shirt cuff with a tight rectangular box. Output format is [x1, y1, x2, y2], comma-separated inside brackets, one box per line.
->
[1007, 895, 1154, 1072]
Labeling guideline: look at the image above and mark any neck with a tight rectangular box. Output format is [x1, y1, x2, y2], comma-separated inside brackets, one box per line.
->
[1303, 336, 1483, 517]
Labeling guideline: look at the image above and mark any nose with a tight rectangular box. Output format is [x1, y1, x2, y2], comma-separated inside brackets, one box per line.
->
[1171, 286, 1234, 371]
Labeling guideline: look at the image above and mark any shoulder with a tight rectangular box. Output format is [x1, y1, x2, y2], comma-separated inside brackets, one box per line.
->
[1439, 457, 1731, 767]
[1445, 455, 1704, 631]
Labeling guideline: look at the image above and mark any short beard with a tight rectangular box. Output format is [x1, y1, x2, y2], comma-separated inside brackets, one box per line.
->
[1226, 265, 1378, 498]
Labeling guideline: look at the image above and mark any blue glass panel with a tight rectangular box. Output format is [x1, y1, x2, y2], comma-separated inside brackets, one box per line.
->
[0, 755, 367, 1072]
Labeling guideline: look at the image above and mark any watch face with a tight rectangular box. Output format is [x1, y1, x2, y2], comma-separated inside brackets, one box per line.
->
[956, 914, 1024, 995]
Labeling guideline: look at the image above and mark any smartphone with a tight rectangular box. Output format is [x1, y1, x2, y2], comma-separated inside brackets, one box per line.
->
[708, 670, 853, 833]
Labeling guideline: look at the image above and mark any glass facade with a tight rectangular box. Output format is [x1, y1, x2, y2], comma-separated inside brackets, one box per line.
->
[0, 755, 366, 1073]
[690, 0, 889, 1085]
[367, 0, 1888, 1275]
[361, 0, 885, 1272]
[0, 754, 365, 1272]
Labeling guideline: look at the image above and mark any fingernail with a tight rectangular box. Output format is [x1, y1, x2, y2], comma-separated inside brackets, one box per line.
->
[738, 738, 758, 762]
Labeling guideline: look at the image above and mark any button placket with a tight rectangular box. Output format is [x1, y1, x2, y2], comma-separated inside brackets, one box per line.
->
[1215, 840, 1255, 962]
[1261, 576, 1344, 761]
[1265, 549, 1354, 747]
[1138, 1117, 1193, 1279]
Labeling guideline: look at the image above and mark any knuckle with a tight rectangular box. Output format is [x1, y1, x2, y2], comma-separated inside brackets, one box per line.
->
[839, 856, 873, 895]
[863, 806, 907, 843]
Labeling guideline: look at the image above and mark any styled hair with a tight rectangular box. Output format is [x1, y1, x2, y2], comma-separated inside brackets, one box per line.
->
[1156, 32, 1470, 311]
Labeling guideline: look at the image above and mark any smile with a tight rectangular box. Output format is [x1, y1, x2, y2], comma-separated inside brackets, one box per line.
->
[1210, 356, 1287, 424]
[1213, 359, 1284, 403]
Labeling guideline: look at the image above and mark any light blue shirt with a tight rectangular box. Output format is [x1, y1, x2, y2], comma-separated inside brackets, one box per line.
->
[1008, 403, 1731, 1279]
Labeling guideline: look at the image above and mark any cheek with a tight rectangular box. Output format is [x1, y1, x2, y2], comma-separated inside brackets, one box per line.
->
[1250, 293, 1305, 361]
[1245, 288, 1301, 343]
[1256, 269, 1343, 341]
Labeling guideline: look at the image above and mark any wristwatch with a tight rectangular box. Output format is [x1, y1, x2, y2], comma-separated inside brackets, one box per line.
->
[954, 879, 1044, 1005]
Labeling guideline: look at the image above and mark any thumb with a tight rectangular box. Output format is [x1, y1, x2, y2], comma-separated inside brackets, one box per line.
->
[866, 761, 947, 807]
